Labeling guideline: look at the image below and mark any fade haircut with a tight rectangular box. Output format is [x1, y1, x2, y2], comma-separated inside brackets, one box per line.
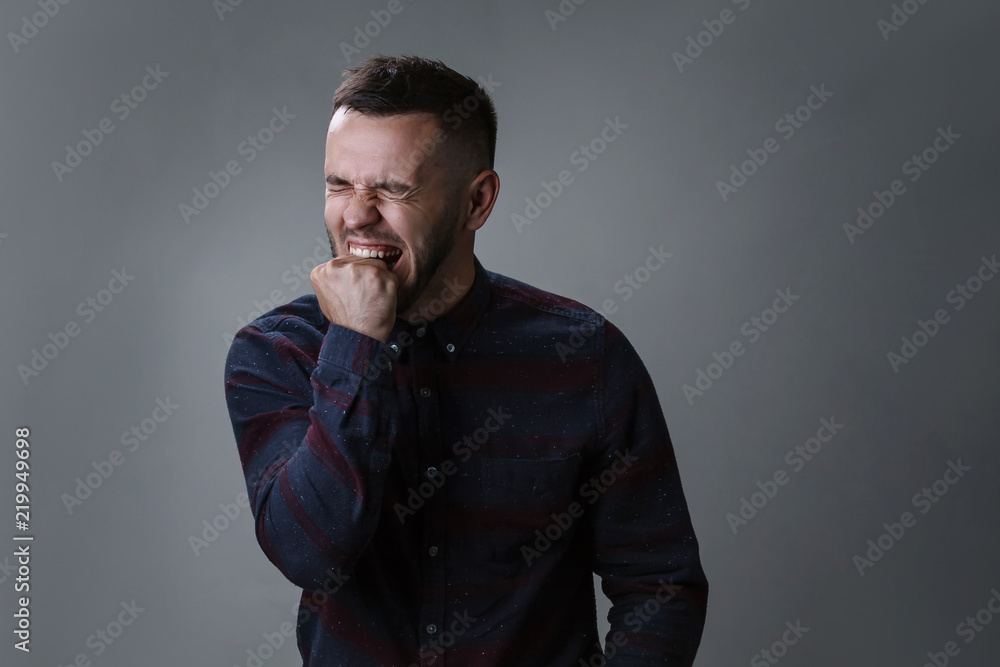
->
[331, 54, 498, 183]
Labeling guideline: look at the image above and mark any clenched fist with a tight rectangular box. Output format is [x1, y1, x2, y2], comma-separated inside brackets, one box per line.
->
[310, 255, 399, 342]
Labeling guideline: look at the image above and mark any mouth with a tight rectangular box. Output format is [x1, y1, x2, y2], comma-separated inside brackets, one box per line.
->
[348, 242, 403, 270]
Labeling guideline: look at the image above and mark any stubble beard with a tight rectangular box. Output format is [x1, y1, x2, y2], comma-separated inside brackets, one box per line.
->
[325, 199, 462, 316]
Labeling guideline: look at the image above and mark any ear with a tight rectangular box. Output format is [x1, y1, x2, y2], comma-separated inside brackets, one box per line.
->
[462, 169, 500, 232]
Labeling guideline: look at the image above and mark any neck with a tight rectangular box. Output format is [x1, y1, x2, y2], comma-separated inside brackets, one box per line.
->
[399, 253, 475, 325]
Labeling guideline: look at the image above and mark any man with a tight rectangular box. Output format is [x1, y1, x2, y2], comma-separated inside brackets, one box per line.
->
[224, 54, 708, 666]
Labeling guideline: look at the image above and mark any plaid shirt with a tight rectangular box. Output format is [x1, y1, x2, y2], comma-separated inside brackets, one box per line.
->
[224, 255, 708, 666]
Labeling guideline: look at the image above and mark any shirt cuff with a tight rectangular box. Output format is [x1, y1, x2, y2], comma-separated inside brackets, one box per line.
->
[316, 323, 395, 388]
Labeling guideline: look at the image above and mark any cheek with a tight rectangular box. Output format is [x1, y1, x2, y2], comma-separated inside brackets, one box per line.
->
[324, 197, 346, 222]
[378, 206, 417, 244]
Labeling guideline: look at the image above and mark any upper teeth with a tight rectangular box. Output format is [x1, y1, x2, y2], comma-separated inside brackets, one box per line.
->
[349, 245, 402, 259]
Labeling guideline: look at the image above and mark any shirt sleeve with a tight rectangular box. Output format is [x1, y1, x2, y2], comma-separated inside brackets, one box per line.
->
[588, 320, 709, 665]
[223, 320, 399, 591]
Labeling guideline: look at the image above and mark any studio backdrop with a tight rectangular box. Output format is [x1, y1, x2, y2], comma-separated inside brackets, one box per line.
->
[2, 0, 998, 665]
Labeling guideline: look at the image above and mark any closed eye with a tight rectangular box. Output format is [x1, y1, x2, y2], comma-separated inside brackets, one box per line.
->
[325, 174, 412, 198]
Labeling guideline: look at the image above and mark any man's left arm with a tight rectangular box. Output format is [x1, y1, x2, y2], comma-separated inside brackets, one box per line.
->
[587, 320, 709, 665]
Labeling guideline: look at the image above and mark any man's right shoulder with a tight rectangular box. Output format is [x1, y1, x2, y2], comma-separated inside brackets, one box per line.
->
[225, 294, 329, 366]
[239, 293, 328, 336]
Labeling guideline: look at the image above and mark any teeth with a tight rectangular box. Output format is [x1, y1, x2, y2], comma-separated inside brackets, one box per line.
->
[349, 244, 401, 259]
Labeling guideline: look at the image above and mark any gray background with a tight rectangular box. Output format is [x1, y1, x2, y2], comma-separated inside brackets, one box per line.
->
[2, 0, 998, 665]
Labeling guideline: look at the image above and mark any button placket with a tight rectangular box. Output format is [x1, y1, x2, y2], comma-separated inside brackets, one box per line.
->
[411, 325, 446, 663]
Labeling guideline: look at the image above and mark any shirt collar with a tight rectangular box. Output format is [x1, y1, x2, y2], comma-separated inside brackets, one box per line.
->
[394, 254, 491, 361]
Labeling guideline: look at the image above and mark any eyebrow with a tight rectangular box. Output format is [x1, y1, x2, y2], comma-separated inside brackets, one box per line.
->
[326, 173, 412, 194]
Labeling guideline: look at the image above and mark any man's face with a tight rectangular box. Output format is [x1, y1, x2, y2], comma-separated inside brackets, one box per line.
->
[324, 108, 464, 314]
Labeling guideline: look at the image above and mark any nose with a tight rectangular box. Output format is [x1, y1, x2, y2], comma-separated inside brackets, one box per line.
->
[342, 188, 380, 230]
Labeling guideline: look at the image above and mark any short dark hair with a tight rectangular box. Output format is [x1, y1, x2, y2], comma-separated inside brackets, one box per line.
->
[331, 54, 498, 180]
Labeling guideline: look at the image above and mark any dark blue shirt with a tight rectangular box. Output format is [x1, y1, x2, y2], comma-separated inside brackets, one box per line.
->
[224, 255, 708, 665]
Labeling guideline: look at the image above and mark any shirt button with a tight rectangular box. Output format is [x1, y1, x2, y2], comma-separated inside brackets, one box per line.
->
[426, 623, 437, 634]
[420, 387, 431, 398]
[426, 466, 438, 477]
[389, 343, 399, 353]
[446, 343, 455, 353]
[416, 327, 427, 337]
[428, 546, 438, 556]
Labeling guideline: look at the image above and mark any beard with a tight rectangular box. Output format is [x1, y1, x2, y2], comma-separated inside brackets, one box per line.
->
[325, 198, 462, 315]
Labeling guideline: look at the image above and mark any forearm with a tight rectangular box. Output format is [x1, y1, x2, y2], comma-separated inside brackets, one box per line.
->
[226, 323, 398, 589]
[593, 456, 708, 664]
[601, 550, 708, 665]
